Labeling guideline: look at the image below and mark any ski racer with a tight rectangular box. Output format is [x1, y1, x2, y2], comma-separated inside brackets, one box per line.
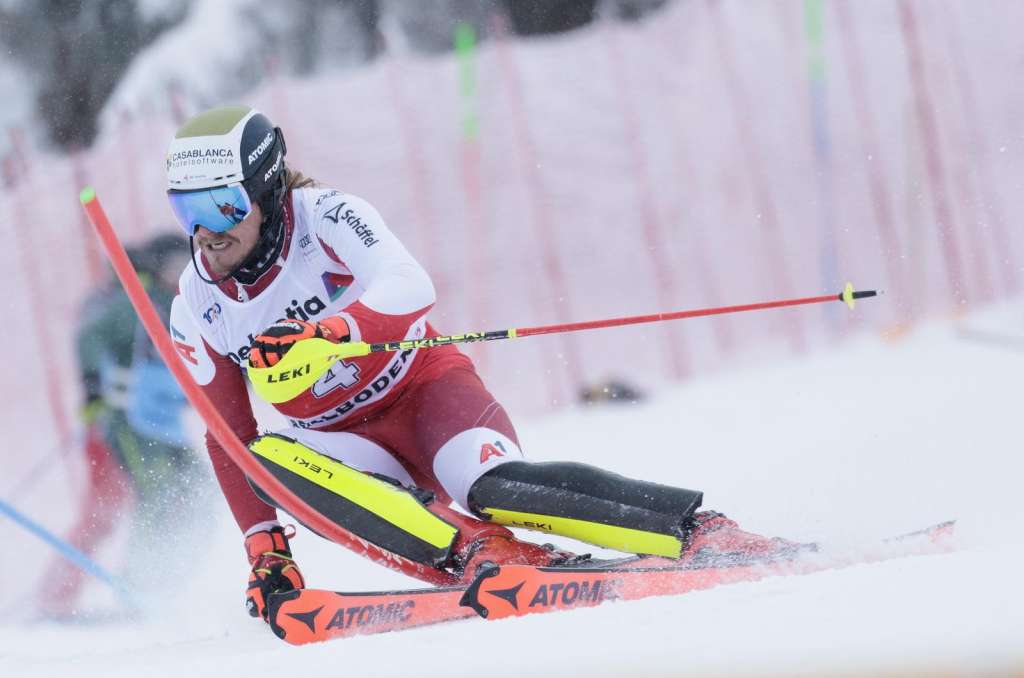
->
[165, 105, 799, 622]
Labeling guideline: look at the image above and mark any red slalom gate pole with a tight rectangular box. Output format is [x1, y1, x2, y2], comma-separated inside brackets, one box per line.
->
[898, 0, 966, 305]
[8, 130, 73, 447]
[79, 188, 457, 587]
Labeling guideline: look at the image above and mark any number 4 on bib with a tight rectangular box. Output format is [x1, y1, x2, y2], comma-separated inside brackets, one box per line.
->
[312, 360, 361, 397]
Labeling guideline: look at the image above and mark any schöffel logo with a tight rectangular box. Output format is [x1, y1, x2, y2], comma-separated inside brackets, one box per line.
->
[202, 302, 222, 324]
[323, 202, 379, 247]
[248, 131, 274, 165]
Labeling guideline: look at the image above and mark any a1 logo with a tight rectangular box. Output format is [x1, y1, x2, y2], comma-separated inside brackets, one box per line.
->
[479, 440, 509, 463]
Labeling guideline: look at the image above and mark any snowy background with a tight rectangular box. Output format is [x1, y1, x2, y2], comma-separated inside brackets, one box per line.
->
[6, 308, 1024, 676]
[2, 0, 1023, 675]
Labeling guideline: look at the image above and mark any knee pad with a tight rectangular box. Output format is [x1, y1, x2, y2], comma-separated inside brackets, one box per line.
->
[467, 461, 703, 558]
[247, 433, 459, 568]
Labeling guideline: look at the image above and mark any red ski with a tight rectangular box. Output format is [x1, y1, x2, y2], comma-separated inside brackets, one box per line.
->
[267, 521, 954, 644]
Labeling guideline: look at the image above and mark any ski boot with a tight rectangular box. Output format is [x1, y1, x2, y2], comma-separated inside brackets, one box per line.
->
[678, 511, 816, 568]
[430, 503, 582, 582]
[453, 532, 581, 582]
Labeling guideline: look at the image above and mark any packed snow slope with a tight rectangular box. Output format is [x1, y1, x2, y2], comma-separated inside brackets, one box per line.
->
[4, 305, 1024, 677]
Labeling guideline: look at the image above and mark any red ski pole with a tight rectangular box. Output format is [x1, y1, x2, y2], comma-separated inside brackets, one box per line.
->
[361, 284, 878, 353]
[512, 286, 877, 339]
[248, 285, 879, 405]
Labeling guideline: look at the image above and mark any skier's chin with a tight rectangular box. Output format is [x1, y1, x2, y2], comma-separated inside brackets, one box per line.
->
[205, 243, 246, 276]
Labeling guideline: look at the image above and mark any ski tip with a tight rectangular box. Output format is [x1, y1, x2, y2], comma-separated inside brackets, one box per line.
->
[79, 186, 96, 205]
[883, 519, 957, 545]
[839, 283, 879, 310]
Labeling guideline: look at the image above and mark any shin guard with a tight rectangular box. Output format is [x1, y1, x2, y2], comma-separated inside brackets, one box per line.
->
[247, 434, 460, 568]
[467, 461, 703, 558]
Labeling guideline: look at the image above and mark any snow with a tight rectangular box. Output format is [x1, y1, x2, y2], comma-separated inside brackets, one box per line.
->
[4, 302, 1023, 676]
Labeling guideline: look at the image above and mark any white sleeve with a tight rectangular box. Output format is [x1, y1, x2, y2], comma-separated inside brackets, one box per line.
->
[312, 192, 435, 315]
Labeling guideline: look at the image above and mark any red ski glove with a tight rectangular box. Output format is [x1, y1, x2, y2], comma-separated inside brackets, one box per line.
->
[244, 525, 305, 620]
[248, 315, 350, 369]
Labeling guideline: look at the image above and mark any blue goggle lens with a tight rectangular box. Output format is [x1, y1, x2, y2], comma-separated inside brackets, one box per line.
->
[168, 184, 252, 236]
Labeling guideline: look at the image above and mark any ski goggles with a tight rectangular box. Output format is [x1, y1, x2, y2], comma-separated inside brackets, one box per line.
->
[167, 183, 253, 236]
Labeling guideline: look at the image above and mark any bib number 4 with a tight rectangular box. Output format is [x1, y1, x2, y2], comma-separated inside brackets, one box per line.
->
[311, 359, 360, 398]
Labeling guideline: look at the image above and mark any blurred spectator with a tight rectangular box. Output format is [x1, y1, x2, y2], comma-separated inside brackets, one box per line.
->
[36, 232, 211, 619]
[579, 378, 645, 405]
[504, 0, 598, 36]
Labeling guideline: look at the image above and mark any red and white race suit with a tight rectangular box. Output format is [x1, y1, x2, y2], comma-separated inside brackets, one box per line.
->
[170, 188, 524, 535]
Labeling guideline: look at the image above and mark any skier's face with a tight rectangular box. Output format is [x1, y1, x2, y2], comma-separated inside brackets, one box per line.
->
[193, 204, 262, 276]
